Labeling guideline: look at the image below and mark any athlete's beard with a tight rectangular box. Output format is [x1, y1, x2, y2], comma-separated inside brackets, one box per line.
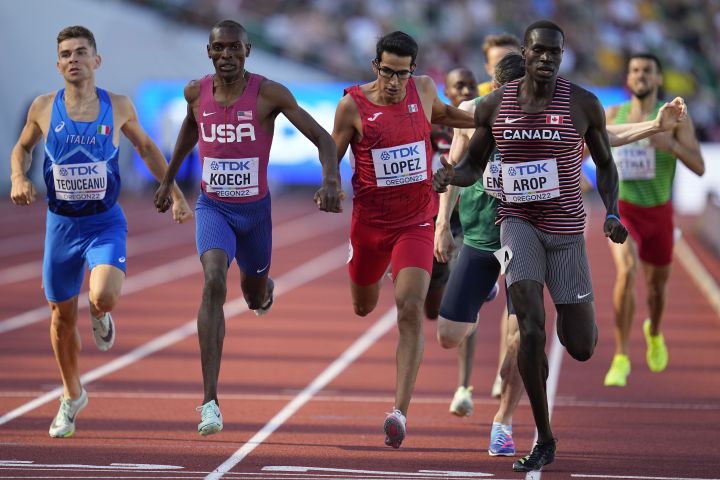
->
[631, 87, 655, 100]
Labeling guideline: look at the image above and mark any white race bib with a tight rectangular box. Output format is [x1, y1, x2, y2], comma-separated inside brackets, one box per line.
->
[614, 144, 656, 180]
[502, 158, 560, 203]
[482, 152, 503, 199]
[53, 161, 107, 201]
[371, 140, 427, 187]
[203, 157, 259, 198]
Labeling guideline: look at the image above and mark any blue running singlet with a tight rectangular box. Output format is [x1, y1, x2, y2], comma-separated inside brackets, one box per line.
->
[44, 88, 120, 216]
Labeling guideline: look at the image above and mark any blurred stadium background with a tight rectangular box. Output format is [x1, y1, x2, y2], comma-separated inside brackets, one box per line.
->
[1, 0, 718, 251]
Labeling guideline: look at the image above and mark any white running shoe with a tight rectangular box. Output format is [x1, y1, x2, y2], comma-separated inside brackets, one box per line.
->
[197, 399, 223, 435]
[49, 388, 88, 438]
[449, 385, 474, 417]
[91, 312, 115, 351]
[253, 279, 274, 317]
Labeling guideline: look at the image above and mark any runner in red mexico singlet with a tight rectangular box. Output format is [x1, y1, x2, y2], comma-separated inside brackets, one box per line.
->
[332, 31, 475, 450]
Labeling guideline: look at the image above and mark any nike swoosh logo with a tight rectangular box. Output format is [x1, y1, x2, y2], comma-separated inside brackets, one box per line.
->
[504, 116, 526, 124]
[418, 223, 432, 227]
[577, 292, 591, 299]
[202, 111, 216, 117]
[256, 263, 270, 274]
[100, 318, 114, 342]
[368, 112, 382, 121]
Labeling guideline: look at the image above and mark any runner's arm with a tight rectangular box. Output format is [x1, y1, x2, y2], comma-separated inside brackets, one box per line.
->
[10, 96, 46, 205]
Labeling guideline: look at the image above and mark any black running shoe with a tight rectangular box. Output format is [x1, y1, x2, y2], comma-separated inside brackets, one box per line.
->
[512, 438, 556, 472]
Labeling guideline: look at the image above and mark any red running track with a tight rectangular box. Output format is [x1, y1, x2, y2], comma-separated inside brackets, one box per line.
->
[0, 193, 719, 480]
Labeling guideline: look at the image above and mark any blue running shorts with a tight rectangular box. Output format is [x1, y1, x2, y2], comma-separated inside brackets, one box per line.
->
[439, 244, 501, 323]
[43, 203, 128, 302]
[195, 192, 272, 276]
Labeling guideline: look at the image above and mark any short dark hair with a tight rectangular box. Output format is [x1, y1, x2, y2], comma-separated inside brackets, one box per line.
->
[523, 20, 564, 46]
[482, 34, 522, 59]
[494, 53, 526, 87]
[375, 31, 418, 65]
[57, 26, 96, 52]
[210, 19, 248, 43]
[628, 52, 663, 73]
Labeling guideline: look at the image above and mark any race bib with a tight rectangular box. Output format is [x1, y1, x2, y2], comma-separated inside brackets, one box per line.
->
[371, 140, 427, 187]
[502, 158, 560, 203]
[203, 157, 259, 198]
[53, 161, 107, 201]
[482, 152, 503, 199]
[614, 144, 656, 180]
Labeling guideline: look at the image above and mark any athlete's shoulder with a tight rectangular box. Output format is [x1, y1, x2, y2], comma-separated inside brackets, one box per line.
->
[30, 92, 56, 112]
[25, 93, 55, 128]
[458, 98, 477, 113]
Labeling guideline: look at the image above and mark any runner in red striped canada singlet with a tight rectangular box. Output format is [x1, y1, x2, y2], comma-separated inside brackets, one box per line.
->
[493, 76, 585, 234]
[332, 31, 474, 450]
[155, 20, 341, 437]
[432, 21, 628, 472]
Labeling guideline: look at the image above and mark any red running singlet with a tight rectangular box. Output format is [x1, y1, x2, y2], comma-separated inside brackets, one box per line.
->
[345, 78, 436, 228]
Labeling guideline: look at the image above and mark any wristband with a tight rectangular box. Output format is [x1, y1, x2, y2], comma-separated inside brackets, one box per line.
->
[606, 214, 621, 223]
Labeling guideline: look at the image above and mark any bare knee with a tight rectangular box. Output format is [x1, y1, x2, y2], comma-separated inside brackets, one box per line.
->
[89, 290, 119, 314]
[203, 271, 227, 305]
[353, 301, 375, 317]
[520, 322, 546, 355]
[568, 341, 595, 362]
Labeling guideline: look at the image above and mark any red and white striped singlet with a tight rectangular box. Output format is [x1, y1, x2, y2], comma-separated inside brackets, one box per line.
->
[492, 77, 585, 234]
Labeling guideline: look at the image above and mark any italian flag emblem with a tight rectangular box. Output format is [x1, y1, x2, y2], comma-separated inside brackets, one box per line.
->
[97, 125, 110, 135]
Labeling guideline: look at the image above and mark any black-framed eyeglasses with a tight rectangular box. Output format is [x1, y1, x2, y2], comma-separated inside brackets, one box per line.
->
[373, 60, 414, 80]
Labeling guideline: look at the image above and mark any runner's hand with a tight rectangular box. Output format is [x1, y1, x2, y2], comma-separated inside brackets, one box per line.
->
[655, 97, 687, 131]
[10, 175, 37, 206]
[314, 179, 343, 213]
[434, 223, 455, 263]
[604, 215, 628, 244]
[171, 193, 193, 224]
[154, 182, 173, 213]
[433, 155, 455, 193]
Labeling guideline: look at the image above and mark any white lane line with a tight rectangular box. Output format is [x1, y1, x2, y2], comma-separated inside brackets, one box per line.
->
[3, 391, 718, 411]
[263, 466, 492, 477]
[674, 237, 720, 319]
[205, 307, 398, 480]
[0, 256, 200, 335]
[573, 475, 718, 480]
[0, 244, 348, 427]
[0, 211, 346, 334]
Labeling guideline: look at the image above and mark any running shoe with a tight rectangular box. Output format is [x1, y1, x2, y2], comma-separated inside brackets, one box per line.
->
[512, 438, 556, 472]
[383, 409, 406, 448]
[49, 388, 88, 438]
[449, 385, 474, 417]
[253, 279, 274, 316]
[643, 319, 668, 372]
[91, 312, 115, 351]
[197, 399, 223, 436]
[488, 422, 515, 456]
[491, 373, 502, 398]
[604, 353, 631, 387]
